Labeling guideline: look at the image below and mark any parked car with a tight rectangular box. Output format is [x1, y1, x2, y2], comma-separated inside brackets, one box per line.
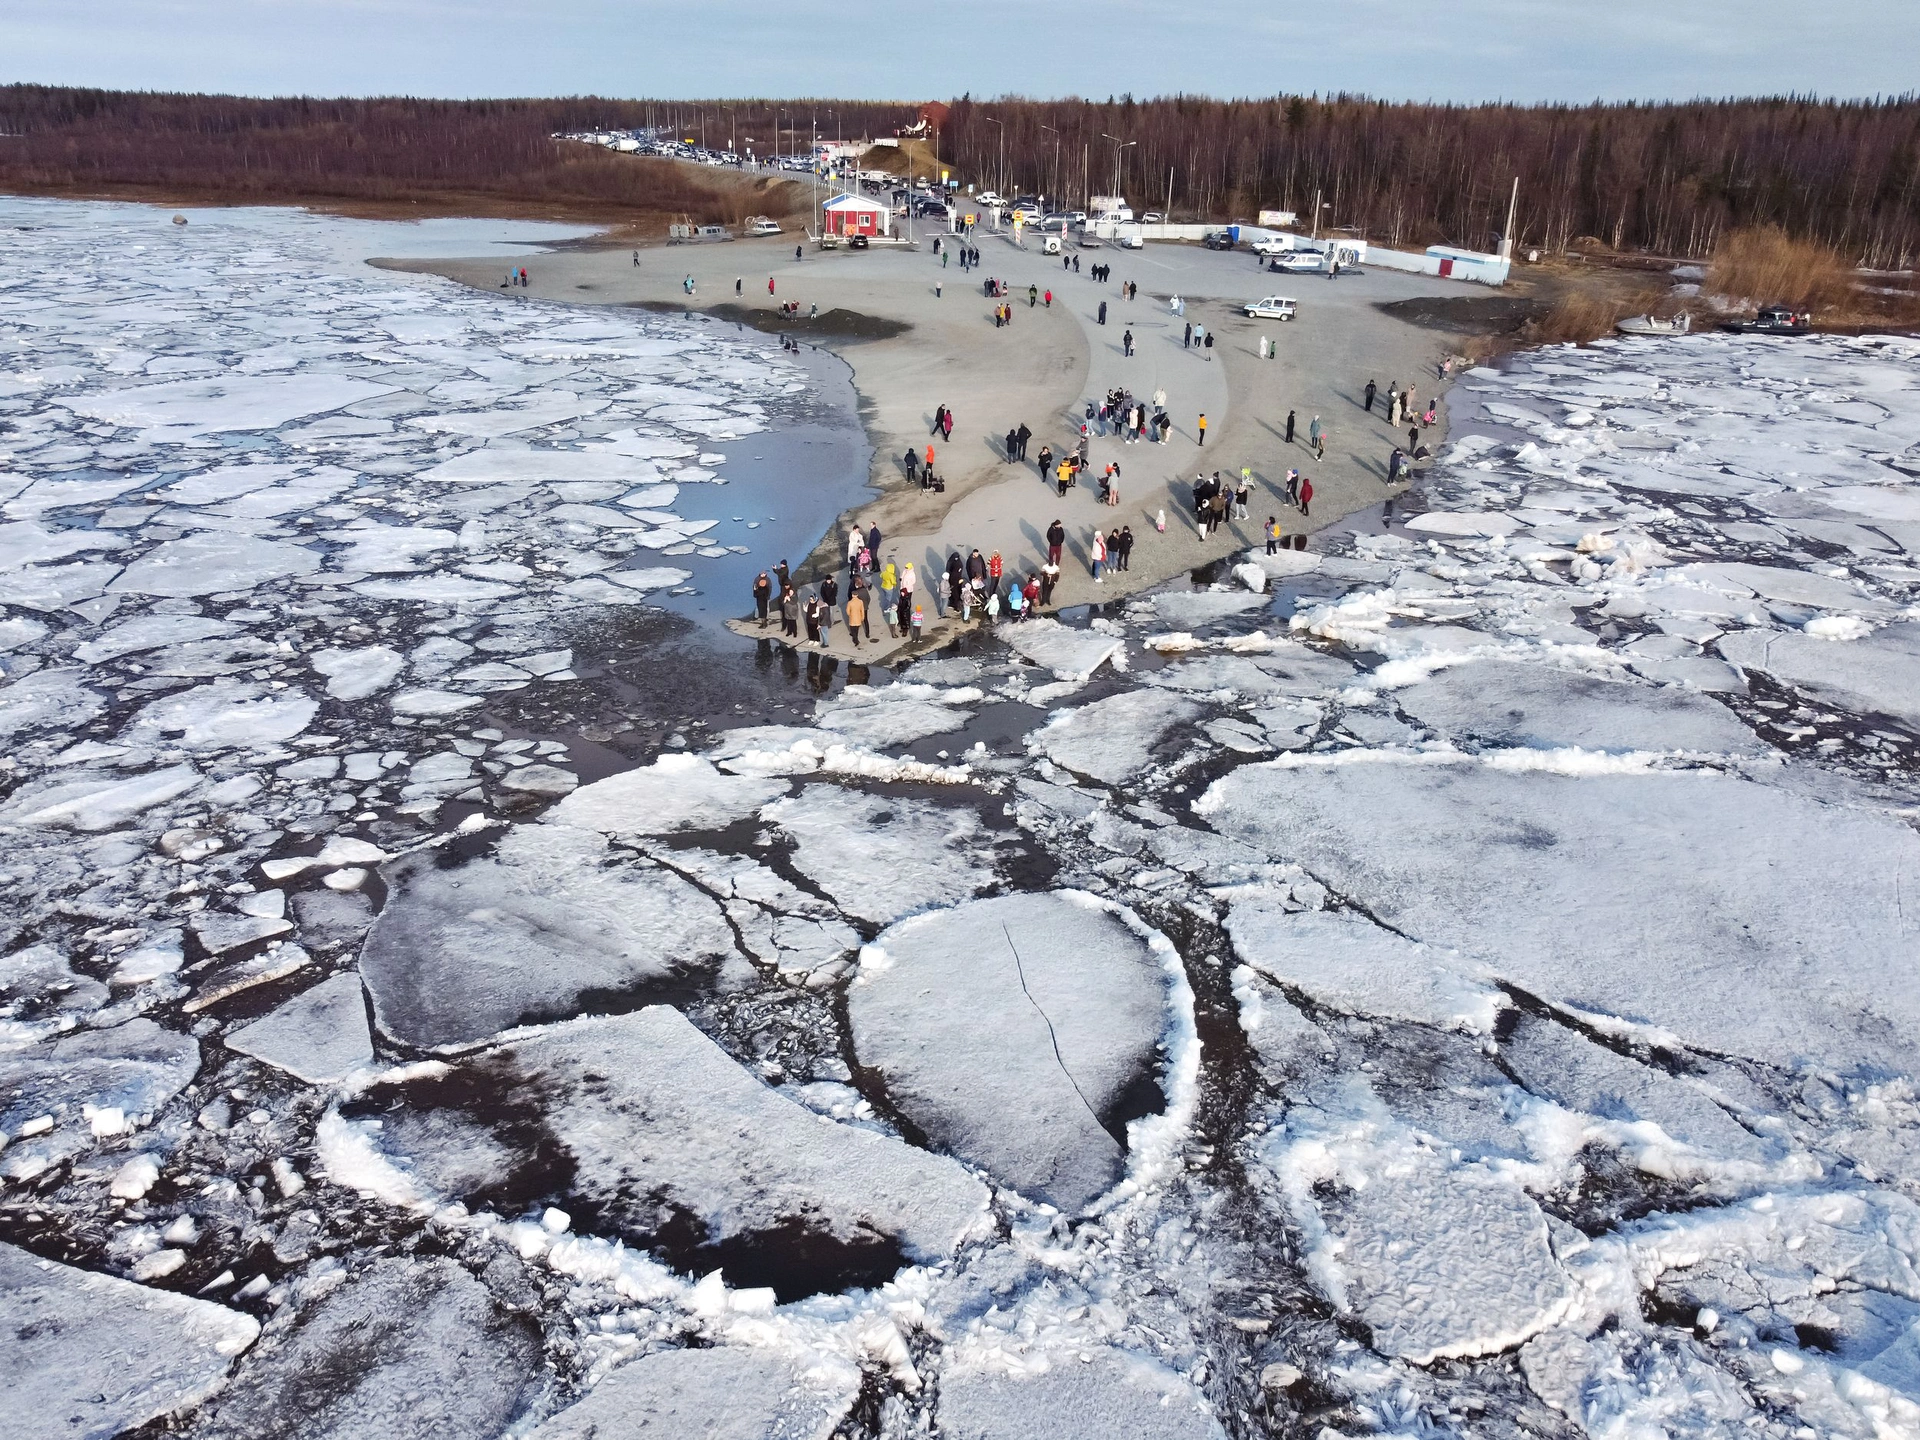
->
[1202, 231, 1235, 251]
[849, 234, 870, 250]
[1244, 296, 1299, 320]
[976, 190, 1003, 206]
[1141, 212, 1164, 224]
[1269, 250, 1325, 273]
[1116, 230, 1144, 250]
[1252, 237, 1295, 256]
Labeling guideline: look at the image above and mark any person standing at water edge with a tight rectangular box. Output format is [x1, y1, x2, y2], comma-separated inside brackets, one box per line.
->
[781, 586, 799, 639]
[752, 571, 771, 627]
[1266, 516, 1283, 554]
[1090, 529, 1107, 582]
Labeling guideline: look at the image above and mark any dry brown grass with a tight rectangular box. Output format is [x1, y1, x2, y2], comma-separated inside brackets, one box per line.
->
[1525, 287, 1670, 345]
[1707, 226, 1852, 309]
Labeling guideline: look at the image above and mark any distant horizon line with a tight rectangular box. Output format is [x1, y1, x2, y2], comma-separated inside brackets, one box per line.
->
[6, 79, 1920, 111]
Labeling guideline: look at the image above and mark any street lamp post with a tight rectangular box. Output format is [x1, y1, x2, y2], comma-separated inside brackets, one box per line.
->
[982, 116, 1004, 209]
[1099, 134, 1136, 229]
[1038, 123, 1060, 212]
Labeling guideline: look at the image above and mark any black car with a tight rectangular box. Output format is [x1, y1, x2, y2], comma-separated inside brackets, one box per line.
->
[849, 234, 870, 250]
[1202, 231, 1234, 251]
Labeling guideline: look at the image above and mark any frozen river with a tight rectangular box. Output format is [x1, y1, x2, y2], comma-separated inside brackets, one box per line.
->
[2, 198, 1919, 1440]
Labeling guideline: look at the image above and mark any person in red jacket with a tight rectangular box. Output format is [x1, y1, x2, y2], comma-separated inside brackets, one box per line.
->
[1299, 475, 1314, 517]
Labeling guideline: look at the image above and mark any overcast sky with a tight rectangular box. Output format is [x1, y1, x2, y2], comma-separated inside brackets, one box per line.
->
[8, 0, 1914, 104]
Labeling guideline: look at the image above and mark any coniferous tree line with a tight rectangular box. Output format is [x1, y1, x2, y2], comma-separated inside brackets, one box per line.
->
[941, 94, 1920, 268]
[3, 85, 1916, 268]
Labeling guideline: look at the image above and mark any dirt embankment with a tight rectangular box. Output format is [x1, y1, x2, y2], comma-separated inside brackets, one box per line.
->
[633, 301, 910, 342]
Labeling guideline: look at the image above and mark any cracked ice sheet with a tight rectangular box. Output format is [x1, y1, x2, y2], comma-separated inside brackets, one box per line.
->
[1028, 688, 1201, 785]
[338, 1006, 989, 1274]
[850, 892, 1174, 1212]
[1266, 1107, 1575, 1364]
[1226, 902, 1506, 1034]
[358, 823, 739, 1048]
[764, 784, 997, 924]
[1198, 760, 1920, 1072]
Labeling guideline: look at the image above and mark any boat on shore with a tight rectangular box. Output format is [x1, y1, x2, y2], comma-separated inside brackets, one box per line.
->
[1615, 312, 1692, 337]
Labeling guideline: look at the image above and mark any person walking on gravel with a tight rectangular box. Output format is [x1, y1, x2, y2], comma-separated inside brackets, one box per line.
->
[1197, 412, 1208, 446]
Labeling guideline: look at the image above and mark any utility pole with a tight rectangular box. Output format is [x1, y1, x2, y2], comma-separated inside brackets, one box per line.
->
[1501, 175, 1520, 259]
[1166, 166, 1174, 222]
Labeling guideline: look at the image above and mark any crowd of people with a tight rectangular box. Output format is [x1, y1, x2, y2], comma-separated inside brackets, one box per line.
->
[741, 248, 1450, 651]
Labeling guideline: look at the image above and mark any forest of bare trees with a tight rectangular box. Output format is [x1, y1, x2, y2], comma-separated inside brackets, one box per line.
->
[0, 88, 914, 222]
[3, 86, 1916, 269]
[941, 94, 1920, 269]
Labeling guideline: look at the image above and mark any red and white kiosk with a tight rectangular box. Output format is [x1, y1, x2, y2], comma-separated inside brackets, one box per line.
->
[820, 194, 892, 238]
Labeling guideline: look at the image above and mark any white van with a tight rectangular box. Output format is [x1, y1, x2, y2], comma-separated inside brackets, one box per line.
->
[1244, 296, 1298, 320]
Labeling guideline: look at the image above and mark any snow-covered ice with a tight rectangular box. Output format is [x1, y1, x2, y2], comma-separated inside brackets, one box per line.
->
[188, 1257, 541, 1440]
[8, 204, 1920, 1440]
[223, 971, 374, 1084]
[524, 1344, 856, 1440]
[1200, 761, 1920, 1071]
[345, 1006, 988, 1287]
[0, 1239, 259, 1439]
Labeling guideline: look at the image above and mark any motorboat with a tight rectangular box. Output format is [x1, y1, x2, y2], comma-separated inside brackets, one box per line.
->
[1727, 304, 1812, 334]
[1615, 312, 1692, 336]
[746, 217, 782, 237]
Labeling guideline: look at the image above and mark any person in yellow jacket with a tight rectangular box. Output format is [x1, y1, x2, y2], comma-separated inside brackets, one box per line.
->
[879, 560, 899, 636]
[1265, 515, 1284, 555]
